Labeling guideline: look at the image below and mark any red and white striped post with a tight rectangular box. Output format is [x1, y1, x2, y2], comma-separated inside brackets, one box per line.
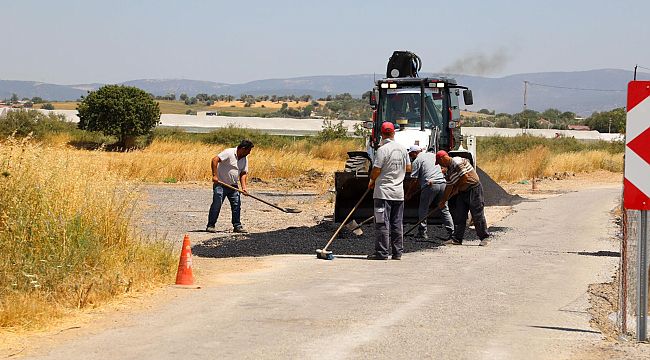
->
[625, 81, 650, 341]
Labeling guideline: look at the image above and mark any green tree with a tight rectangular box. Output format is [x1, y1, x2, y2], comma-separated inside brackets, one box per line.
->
[541, 108, 562, 122]
[10, 93, 19, 103]
[512, 109, 540, 128]
[585, 108, 626, 133]
[302, 104, 314, 117]
[41, 103, 55, 110]
[77, 85, 161, 149]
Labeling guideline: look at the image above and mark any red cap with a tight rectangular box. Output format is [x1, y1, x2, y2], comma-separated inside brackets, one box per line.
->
[435, 150, 448, 163]
[380, 122, 395, 133]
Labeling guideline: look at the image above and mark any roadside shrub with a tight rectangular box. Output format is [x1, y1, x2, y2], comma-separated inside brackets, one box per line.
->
[316, 120, 349, 142]
[0, 110, 75, 139]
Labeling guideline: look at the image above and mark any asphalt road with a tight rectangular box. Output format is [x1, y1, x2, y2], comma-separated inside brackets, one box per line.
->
[24, 186, 620, 360]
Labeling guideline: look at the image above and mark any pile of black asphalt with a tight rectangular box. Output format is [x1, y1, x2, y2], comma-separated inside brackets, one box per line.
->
[477, 166, 524, 206]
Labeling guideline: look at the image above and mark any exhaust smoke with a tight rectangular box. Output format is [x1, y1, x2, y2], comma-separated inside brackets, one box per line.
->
[441, 48, 512, 76]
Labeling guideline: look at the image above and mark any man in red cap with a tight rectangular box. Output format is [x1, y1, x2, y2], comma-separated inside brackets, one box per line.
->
[367, 122, 412, 260]
[436, 150, 491, 246]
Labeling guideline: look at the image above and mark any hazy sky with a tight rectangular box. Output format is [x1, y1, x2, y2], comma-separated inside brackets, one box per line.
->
[2, 0, 649, 84]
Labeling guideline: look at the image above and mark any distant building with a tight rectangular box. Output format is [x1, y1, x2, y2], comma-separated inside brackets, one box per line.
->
[197, 111, 218, 116]
[568, 125, 590, 131]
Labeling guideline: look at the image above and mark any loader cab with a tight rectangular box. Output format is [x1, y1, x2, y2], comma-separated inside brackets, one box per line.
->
[372, 78, 469, 153]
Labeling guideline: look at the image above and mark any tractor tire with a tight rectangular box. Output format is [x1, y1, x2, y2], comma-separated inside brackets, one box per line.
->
[344, 156, 370, 173]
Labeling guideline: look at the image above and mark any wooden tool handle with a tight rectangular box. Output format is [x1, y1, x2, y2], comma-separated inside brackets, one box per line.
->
[217, 181, 287, 212]
[322, 188, 370, 252]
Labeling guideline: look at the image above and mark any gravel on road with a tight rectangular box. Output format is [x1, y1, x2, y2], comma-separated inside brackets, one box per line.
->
[138, 183, 510, 259]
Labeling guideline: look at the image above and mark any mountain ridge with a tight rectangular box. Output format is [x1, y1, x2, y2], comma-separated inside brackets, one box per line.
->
[2, 69, 648, 115]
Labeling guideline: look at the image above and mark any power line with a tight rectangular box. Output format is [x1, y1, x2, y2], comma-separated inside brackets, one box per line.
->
[526, 81, 624, 92]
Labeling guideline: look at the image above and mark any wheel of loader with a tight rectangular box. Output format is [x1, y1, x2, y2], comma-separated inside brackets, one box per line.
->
[344, 156, 370, 173]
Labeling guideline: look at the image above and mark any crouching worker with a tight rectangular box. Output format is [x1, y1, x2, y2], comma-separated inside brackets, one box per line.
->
[407, 146, 454, 241]
[367, 122, 412, 260]
[206, 139, 254, 234]
[436, 150, 491, 246]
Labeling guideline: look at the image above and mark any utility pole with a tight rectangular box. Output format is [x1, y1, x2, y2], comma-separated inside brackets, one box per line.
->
[608, 118, 612, 133]
[523, 81, 529, 130]
[635, 65, 638, 81]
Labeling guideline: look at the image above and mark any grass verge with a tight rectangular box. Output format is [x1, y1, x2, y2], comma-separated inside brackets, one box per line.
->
[0, 138, 175, 329]
[477, 136, 624, 182]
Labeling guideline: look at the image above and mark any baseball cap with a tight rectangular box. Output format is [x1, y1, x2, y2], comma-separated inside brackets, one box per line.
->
[380, 122, 395, 133]
[435, 150, 448, 163]
[408, 145, 421, 153]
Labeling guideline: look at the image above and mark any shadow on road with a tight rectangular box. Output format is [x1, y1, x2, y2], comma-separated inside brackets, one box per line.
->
[567, 250, 620, 257]
[528, 325, 601, 334]
[192, 221, 508, 258]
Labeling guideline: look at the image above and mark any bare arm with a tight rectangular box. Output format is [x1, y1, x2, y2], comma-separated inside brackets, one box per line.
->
[239, 172, 248, 194]
[438, 173, 470, 208]
[368, 166, 381, 189]
[211, 156, 221, 183]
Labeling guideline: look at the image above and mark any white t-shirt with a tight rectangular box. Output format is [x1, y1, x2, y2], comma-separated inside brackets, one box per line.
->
[372, 139, 410, 200]
[217, 148, 248, 185]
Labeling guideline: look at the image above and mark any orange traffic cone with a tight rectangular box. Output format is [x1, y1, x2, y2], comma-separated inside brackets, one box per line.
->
[175, 234, 194, 285]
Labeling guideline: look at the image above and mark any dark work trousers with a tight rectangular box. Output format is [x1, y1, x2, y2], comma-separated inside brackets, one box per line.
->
[418, 183, 455, 237]
[373, 199, 404, 257]
[447, 183, 489, 242]
[207, 183, 241, 229]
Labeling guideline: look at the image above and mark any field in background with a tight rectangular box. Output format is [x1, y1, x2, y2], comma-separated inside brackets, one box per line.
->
[38, 100, 320, 115]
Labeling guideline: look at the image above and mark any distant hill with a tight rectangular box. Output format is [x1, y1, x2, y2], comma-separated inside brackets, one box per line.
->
[2, 69, 648, 115]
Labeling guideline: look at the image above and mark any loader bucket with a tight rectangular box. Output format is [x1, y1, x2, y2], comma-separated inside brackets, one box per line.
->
[334, 171, 444, 225]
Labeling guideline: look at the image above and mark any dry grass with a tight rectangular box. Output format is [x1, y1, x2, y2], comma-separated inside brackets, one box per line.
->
[0, 138, 175, 329]
[61, 139, 347, 190]
[479, 147, 624, 182]
[37, 102, 79, 110]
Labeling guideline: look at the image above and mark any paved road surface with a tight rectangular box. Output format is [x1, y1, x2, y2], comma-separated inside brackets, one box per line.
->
[24, 187, 620, 359]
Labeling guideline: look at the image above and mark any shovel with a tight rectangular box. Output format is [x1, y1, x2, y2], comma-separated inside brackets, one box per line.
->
[345, 216, 374, 236]
[217, 181, 302, 214]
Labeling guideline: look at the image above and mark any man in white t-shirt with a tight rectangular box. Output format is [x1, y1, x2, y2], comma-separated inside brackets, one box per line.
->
[206, 139, 254, 233]
[367, 122, 412, 260]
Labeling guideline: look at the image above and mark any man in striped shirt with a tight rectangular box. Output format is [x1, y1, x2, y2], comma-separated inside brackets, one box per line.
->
[436, 150, 491, 246]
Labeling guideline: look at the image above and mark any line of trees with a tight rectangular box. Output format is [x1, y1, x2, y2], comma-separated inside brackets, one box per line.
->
[153, 93, 316, 106]
[461, 107, 626, 133]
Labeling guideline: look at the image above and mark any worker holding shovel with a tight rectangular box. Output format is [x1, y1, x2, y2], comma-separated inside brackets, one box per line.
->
[407, 145, 454, 241]
[436, 150, 491, 246]
[206, 139, 254, 234]
[367, 122, 411, 260]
